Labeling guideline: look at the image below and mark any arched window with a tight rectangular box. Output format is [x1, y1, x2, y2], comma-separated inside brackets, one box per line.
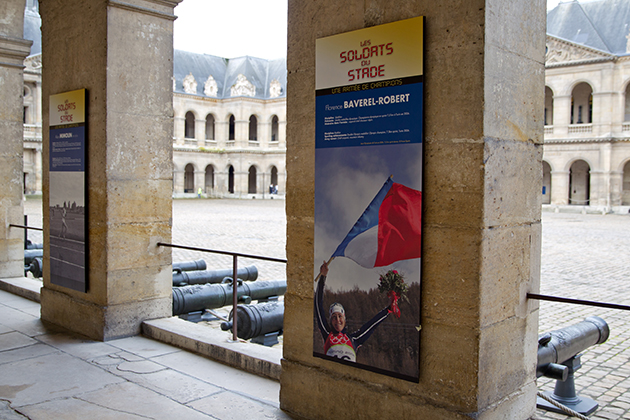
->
[228, 165, 235, 193]
[248, 166, 257, 193]
[569, 160, 590, 205]
[205, 114, 215, 140]
[184, 163, 195, 193]
[205, 165, 214, 192]
[271, 115, 279, 141]
[542, 161, 551, 204]
[622, 161, 630, 205]
[228, 115, 235, 140]
[249, 115, 258, 141]
[624, 84, 630, 122]
[571, 83, 593, 124]
[270, 166, 278, 186]
[544, 87, 554, 126]
[185, 111, 195, 138]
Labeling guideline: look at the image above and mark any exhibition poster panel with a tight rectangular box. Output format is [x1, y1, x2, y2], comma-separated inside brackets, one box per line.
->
[313, 16, 424, 382]
[49, 89, 88, 292]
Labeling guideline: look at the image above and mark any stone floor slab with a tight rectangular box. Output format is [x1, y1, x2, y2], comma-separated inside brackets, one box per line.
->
[0, 331, 37, 352]
[36, 332, 122, 360]
[107, 367, 223, 404]
[18, 397, 147, 420]
[153, 350, 281, 405]
[0, 352, 124, 406]
[79, 381, 213, 420]
[0, 342, 57, 365]
[108, 335, 182, 358]
[189, 390, 292, 420]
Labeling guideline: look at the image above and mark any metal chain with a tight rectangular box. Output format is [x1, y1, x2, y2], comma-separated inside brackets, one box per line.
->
[537, 391, 590, 420]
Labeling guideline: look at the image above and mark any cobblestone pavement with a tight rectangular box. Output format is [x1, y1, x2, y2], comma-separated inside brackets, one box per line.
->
[536, 211, 630, 420]
[22, 198, 630, 418]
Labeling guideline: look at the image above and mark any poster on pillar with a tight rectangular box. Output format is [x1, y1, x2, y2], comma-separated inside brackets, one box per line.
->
[48, 89, 88, 292]
[313, 16, 423, 382]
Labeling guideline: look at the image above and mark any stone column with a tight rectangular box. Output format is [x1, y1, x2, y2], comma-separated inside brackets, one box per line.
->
[550, 170, 569, 206]
[281, 1, 544, 419]
[173, 115, 185, 145]
[195, 118, 205, 146]
[0, 0, 32, 277]
[194, 170, 204, 195]
[34, 147, 42, 193]
[39, 0, 180, 340]
[173, 169, 184, 195]
[553, 95, 572, 137]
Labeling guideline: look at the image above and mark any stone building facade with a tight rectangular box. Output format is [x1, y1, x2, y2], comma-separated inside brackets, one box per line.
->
[171, 51, 286, 198]
[20, 1, 286, 199]
[544, 0, 630, 211]
[22, 0, 630, 208]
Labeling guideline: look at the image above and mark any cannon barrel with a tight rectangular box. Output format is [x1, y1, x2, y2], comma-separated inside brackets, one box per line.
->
[221, 301, 284, 340]
[24, 248, 43, 265]
[26, 257, 43, 278]
[25, 241, 43, 250]
[537, 316, 609, 379]
[172, 259, 206, 273]
[172, 279, 286, 315]
[172, 265, 258, 286]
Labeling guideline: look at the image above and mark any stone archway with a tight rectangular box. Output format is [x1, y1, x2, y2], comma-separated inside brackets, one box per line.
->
[184, 163, 195, 193]
[569, 160, 590, 205]
[248, 165, 257, 193]
[622, 161, 630, 205]
[542, 161, 551, 204]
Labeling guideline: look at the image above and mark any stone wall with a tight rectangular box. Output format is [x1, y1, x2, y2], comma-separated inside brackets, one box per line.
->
[281, 1, 544, 418]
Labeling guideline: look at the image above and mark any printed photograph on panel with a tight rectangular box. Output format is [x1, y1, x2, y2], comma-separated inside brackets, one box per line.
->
[313, 143, 422, 382]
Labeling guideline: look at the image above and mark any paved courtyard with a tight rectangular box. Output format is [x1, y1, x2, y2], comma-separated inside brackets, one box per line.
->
[22, 198, 630, 418]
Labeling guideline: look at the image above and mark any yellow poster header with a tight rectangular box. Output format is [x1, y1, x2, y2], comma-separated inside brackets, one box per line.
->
[49, 89, 86, 127]
[316, 16, 424, 90]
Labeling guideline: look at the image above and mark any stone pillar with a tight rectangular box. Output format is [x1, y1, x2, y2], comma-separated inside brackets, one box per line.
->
[34, 147, 43, 193]
[281, 1, 544, 419]
[194, 170, 204, 195]
[610, 170, 623, 206]
[0, 0, 32, 277]
[39, 0, 180, 340]
[173, 115, 185, 144]
[551, 170, 570, 205]
[195, 118, 205, 146]
[173, 169, 184, 195]
[553, 95, 572, 136]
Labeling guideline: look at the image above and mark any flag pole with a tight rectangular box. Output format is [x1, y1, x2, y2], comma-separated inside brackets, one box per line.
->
[314, 256, 335, 283]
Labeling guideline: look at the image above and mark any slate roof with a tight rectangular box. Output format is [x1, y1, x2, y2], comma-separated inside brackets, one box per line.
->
[21, 4, 287, 100]
[548, 0, 630, 55]
[173, 50, 286, 100]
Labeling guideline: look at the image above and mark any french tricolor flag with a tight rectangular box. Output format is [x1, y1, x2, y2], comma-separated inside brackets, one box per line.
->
[332, 177, 422, 268]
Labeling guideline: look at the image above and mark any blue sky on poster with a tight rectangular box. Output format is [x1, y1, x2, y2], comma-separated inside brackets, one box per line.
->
[314, 143, 423, 293]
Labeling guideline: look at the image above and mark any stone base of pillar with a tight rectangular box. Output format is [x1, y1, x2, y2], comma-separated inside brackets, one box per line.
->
[280, 360, 536, 419]
[40, 287, 171, 341]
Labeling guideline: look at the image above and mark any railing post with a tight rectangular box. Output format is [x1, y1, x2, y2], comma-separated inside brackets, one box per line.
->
[232, 254, 238, 341]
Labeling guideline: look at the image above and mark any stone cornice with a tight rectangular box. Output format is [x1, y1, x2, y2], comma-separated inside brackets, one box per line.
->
[0, 35, 33, 69]
[545, 35, 616, 68]
[173, 145, 286, 154]
[107, 0, 177, 21]
[544, 136, 630, 144]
